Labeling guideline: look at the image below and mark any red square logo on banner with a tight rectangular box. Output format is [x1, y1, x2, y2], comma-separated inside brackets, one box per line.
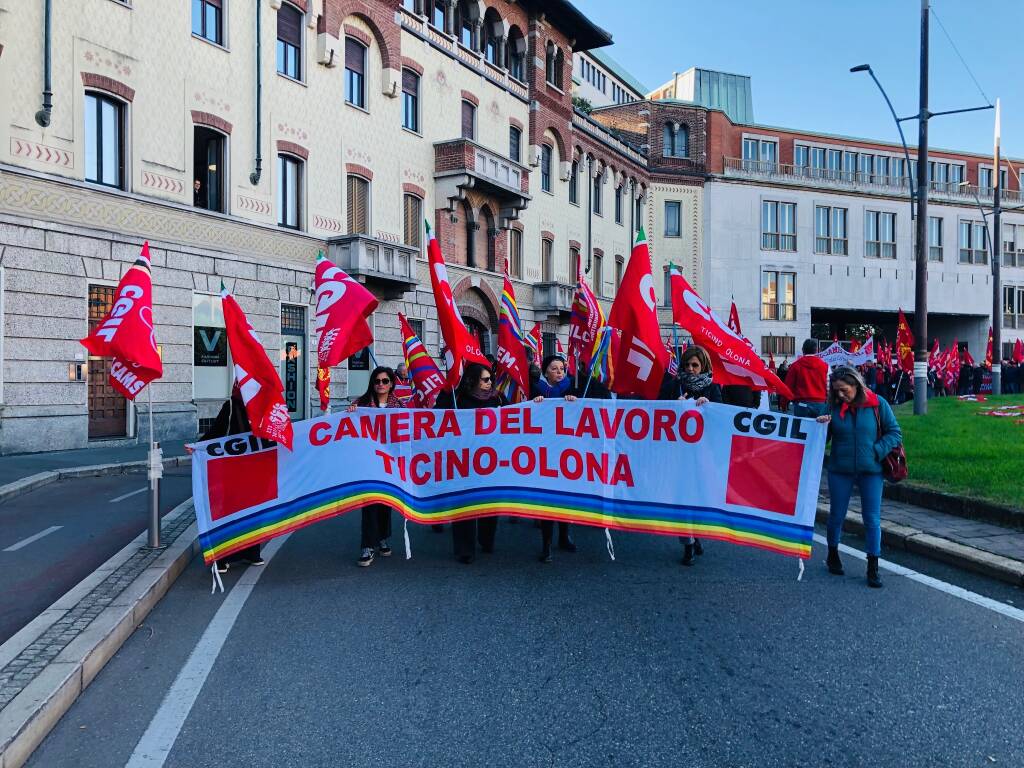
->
[726, 435, 804, 516]
[207, 450, 278, 521]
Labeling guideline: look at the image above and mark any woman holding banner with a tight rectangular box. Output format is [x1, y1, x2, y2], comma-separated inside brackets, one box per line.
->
[435, 362, 506, 564]
[531, 355, 579, 563]
[659, 346, 721, 567]
[348, 366, 403, 567]
[816, 366, 902, 588]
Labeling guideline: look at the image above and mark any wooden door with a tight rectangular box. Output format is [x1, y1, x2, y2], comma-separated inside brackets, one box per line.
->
[87, 285, 127, 438]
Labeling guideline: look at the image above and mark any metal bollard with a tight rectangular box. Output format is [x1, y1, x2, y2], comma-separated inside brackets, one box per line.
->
[147, 441, 163, 548]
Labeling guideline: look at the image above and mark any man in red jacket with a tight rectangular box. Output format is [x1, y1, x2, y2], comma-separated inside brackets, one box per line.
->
[781, 339, 830, 417]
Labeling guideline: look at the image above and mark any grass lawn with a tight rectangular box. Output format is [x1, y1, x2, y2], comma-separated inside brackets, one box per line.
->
[893, 395, 1024, 510]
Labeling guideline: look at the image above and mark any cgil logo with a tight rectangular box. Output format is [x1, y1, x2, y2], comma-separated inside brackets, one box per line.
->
[94, 285, 144, 342]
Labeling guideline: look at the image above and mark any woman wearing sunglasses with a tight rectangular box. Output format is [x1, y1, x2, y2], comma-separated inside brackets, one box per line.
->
[348, 365, 403, 567]
[435, 362, 506, 564]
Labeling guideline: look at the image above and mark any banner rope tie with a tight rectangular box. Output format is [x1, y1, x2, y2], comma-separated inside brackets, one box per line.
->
[797, 558, 805, 582]
[605, 528, 615, 561]
[210, 563, 224, 594]
[403, 517, 412, 560]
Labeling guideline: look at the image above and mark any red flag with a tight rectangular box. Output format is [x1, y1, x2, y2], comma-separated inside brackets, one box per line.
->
[962, 346, 975, 367]
[1014, 338, 1024, 364]
[984, 326, 993, 369]
[665, 335, 679, 377]
[80, 242, 163, 400]
[568, 256, 606, 376]
[896, 309, 915, 375]
[527, 322, 543, 364]
[607, 229, 670, 399]
[669, 265, 793, 399]
[221, 287, 293, 449]
[495, 272, 530, 403]
[768, 347, 777, 374]
[399, 313, 445, 408]
[426, 221, 489, 387]
[314, 252, 379, 411]
[727, 301, 742, 336]
[849, 337, 862, 354]
[928, 339, 940, 369]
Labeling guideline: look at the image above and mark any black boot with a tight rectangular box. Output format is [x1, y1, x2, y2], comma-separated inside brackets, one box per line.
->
[867, 555, 883, 588]
[693, 538, 704, 556]
[681, 543, 695, 566]
[540, 521, 553, 563]
[826, 546, 844, 576]
[557, 523, 577, 553]
[539, 543, 552, 564]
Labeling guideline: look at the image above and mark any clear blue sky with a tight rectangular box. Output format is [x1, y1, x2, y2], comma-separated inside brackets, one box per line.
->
[582, 0, 1021, 158]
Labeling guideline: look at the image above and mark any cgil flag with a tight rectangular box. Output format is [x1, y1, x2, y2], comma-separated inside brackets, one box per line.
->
[984, 326, 993, 370]
[426, 221, 489, 387]
[669, 265, 794, 400]
[399, 313, 445, 408]
[526, 322, 543, 364]
[568, 255, 606, 377]
[896, 308, 915, 375]
[80, 242, 163, 400]
[221, 286, 294, 450]
[495, 270, 530, 403]
[313, 251, 379, 411]
[607, 229, 670, 399]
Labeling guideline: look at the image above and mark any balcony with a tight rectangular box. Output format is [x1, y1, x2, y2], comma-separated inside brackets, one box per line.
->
[434, 139, 530, 227]
[325, 234, 417, 299]
[723, 157, 1024, 204]
[533, 281, 576, 317]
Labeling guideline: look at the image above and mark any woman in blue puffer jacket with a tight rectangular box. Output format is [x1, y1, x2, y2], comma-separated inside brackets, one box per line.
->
[816, 366, 902, 588]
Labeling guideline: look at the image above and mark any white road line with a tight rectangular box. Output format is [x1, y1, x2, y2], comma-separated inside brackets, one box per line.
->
[110, 486, 148, 503]
[812, 533, 1024, 625]
[125, 534, 290, 768]
[3, 525, 63, 552]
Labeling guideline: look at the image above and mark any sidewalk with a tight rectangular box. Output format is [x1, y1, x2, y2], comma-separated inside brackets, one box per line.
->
[0, 441, 189, 488]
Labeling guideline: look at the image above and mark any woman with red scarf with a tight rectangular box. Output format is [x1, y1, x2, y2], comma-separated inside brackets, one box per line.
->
[816, 366, 902, 588]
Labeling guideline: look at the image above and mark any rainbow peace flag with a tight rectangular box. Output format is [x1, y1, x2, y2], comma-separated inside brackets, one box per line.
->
[496, 275, 529, 402]
[589, 326, 615, 387]
[399, 313, 445, 408]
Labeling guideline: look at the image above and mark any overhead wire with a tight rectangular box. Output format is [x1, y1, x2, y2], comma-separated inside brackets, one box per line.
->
[929, 4, 992, 106]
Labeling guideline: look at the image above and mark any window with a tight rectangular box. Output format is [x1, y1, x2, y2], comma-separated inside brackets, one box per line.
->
[540, 144, 552, 193]
[193, 126, 225, 213]
[843, 151, 858, 181]
[761, 201, 796, 251]
[461, 99, 475, 140]
[592, 252, 603, 295]
[544, 41, 562, 88]
[192, 0, 223, 45]
[541, 238, 553, 281]
[193, 293, 231, 401]
[950, 164, 965, 188]
[959, 221, 988, 264]
[430, 0, 445, 30]
[403, 194, 422, 250]
[663, 123, 688, 158]
[761, 271, 796, 321]
[827, 149, 842, 179]
[276, 3, 302, 80]
[401, 68, 419, 131]
[814, 206, 847, 255]
[614, 255, 624, 292]
[509, 126, 521, 163]
[980, 167, 993, 192]
[810, 147, 826, 178]
[928, 216, 943, 261]
[507, 27, 525, 81]
[568, 160, 579, 205]
[742, 137, 776, 171]
[859, 154, 874, 184]
[875, 156, 890, 184]
[865, 211, 896, 258]
[592, 171, 602, 215]
[345, 38, 366, 108]
[508, 228, 522, 279]
[664, 201, 681, 237]
[634, 195, 643, 232]
[794, 144, 809, 176]
[85, 92, 125, 189]
[569, 247, 580, 283]
[347, 175, 370, 234]
[1004, 224, 1019, 268]
[615, 186, 623, 224]
[277, 154, 302, 229]
[1003, 285, 1024, 328]
[761, 336, 796, 356]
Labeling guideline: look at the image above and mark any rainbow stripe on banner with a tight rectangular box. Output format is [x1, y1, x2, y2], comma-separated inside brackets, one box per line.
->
[200, 481, 813, 564]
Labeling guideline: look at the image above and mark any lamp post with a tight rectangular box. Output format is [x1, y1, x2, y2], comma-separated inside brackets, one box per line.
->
[851, 0, 994, 415]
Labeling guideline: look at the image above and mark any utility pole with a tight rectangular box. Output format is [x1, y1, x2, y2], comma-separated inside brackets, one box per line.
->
[913, 0, 929, 415]
[992, 99, 1002, 395]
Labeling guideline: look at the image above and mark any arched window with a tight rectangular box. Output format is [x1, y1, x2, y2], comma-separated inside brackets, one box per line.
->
[568, 159, 579, 204]
[457, 0, 475, 49]
[663, 123, 689, 158]
[545, 41, 557, 86]
[85, 91, 126, 189]
[507, 26, 525, 81]
[345, 38, 367, 109]
[402, 68, 419, 132]
[430, 0, 445, 30]
[554, 48, 564, 89]
[482, 8, 502, 65]
[347, 175, 370, 234]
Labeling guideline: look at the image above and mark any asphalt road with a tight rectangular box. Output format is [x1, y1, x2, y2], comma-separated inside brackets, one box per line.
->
[24, 511, 1024, 768]
[0, 467, 193, 644]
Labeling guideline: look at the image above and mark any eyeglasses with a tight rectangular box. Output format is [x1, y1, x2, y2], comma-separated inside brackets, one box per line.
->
[374, 378, 391, 385]
[478, 376, 493, 384]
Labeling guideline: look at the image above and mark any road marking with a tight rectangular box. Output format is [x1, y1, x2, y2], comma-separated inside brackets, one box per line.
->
[3, 526, 63, 552]
[812, 533, 1024, 625]
[110, 486, 148, 503]
[125, 534, 290, 768]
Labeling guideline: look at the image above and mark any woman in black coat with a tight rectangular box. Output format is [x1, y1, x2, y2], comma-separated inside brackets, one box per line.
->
[659, 346, 722, 566]
[200, 388, 264, 574]
[435, 362, 506, 564]
[531, 354, 579, 563]
[347, 366, 403, 567]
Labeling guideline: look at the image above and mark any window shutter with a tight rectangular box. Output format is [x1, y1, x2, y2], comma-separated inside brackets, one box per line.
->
[402, 68, 418, 93]
[461, 101, 474, 139]
[277, 5, 302, 46]
[403, 194, 421, 247]
[345, 38, 365, 72]
[348, 176, 369, 234]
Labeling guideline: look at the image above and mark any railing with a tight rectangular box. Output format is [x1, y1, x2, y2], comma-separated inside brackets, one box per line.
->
[1004, 314, 1019, 329]
[724, 157, 1023, 204]
[533, 281, 575, 315]
[326, 234, 417, 297]
[814, 237, 849, 256]
[761, 232, 796, 251]
[572, 111, 647, 166]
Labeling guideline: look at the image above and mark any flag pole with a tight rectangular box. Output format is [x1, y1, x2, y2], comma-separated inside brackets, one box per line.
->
[146, 382, 162, 548]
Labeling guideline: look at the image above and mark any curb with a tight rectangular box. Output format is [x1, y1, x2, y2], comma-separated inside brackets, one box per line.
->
[815, 503, 1024, 587]
[0, 455, 191, 505]
[882, 483, 1024, 530]
[0, 501, 198, 768]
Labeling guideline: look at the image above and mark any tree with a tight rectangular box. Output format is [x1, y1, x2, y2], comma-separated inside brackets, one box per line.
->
[572, 95, 593, 115]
